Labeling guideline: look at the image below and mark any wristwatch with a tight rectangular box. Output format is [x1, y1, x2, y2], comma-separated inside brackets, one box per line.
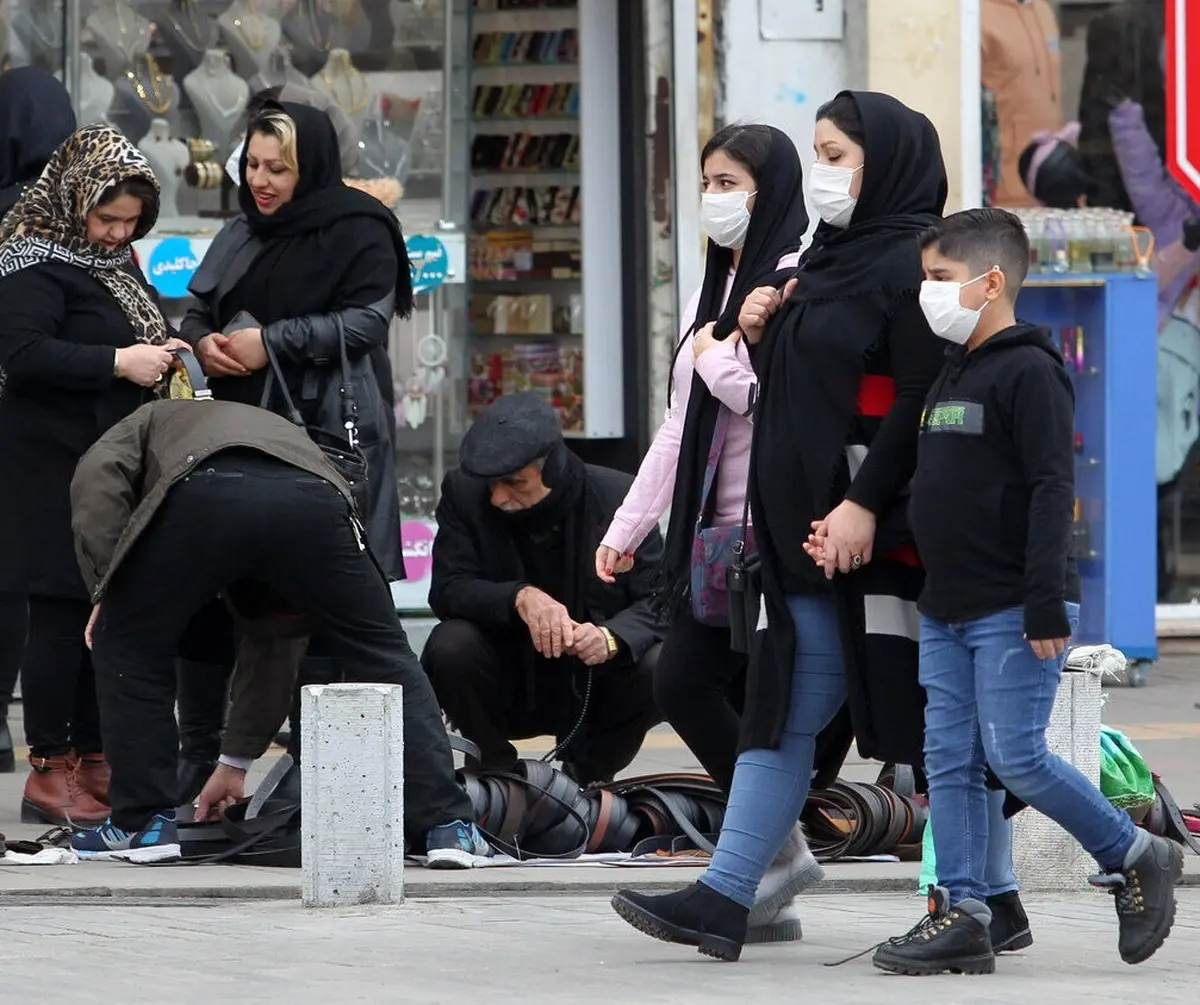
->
[599, 627, 619, 658]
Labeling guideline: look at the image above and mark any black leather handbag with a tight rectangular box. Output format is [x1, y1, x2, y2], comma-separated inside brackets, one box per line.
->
[725, 490, 762, 654]
[260, 316, 370, 513]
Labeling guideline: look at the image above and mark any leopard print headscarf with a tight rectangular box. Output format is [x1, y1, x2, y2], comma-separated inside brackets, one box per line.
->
[0, 123, 167, 344]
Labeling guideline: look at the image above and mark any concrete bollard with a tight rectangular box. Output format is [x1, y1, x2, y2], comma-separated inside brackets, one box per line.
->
[1011, 667, 1103, 891]
[301, 683, 405, 908]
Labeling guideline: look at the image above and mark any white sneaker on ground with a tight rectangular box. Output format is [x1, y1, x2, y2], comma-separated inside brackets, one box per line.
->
[748, 822, 823, 927]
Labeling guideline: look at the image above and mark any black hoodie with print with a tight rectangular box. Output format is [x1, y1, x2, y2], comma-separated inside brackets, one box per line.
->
[909, 321, 1081, 640]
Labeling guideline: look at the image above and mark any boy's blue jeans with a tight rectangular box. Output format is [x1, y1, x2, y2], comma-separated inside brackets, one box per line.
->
[921, 604, 1137, 906]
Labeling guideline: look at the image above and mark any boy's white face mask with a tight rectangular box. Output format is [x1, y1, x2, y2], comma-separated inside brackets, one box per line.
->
[919, 271, 994, 345]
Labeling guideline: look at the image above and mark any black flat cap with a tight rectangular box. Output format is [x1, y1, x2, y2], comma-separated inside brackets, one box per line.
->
[459, 392, 562, 479]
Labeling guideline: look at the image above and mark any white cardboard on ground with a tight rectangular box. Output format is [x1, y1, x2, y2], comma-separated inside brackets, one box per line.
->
[300, 683, 405, 907]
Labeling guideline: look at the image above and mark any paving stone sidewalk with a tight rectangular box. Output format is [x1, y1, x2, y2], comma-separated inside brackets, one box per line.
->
[2, 891, 1197, 1004]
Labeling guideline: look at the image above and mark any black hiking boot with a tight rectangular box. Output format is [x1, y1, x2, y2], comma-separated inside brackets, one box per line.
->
[872, 886, 996, 976]
[611, 881, 748, 961]
[987, 890, 1033, 953]
[1090, 832, 1184, 965]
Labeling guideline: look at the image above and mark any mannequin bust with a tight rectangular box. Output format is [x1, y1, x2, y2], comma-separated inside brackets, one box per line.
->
[356, 99, 411, 181]
[281, 0, 335, 77]
[56, 53, 115, 127]
[248, 45, 310, 92]
[109, 54, 184, 145]
[154, 0, 220, 78]
[309, 48, 371, 127]
[86, 0, 153, 76]
[139, 118, 190, 219]
[12, 0, 65, 68]
[217, 0, 282, 78]
[183, 49, 251, 158]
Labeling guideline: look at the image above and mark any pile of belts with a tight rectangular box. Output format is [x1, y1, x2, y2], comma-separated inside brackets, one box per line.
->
[460, 760, 928, 862]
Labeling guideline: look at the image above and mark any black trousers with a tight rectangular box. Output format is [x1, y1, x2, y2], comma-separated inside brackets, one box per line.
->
[91, 455, 472, 836]
[653, 610, 747, 794]
[421, 618, 661, 785]
[21, 595, 101, 758]
[0, 591, 27, 707]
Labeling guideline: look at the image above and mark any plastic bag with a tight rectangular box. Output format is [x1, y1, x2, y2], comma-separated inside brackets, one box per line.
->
[1100, 726, 1155, 813]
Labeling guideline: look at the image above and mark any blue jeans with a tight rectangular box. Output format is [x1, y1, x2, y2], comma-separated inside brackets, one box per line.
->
[701, 594, 846, 907]
[921, 604, 1137, 905]
[984, 788, 1017, 896]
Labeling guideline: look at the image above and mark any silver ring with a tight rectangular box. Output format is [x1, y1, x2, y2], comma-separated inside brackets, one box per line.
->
[155, 373, 164, 383]
[851, 553, 863, 569]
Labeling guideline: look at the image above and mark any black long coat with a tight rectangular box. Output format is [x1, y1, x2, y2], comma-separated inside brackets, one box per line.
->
[179, 215, 403, 578]
[0, 261, 156, 598]
[429, 463, 665, 664]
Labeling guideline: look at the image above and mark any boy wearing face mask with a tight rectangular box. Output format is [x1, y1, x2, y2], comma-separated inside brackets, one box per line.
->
[871, 208, 1182, 976]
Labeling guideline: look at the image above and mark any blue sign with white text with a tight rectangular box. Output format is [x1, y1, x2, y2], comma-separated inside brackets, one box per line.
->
[407, 234, 450, 294]
[146, 237, 201, 299]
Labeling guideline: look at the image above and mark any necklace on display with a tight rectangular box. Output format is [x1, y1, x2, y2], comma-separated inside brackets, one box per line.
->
[303, 0, 332, 54]
[25, 4, 64, 49]
[107, 1, 150, 65]
[126, 54, 173, 114]
[232, 0, 269, 51]
[170, 0, 212, 54]
[321, 62, 369, 116]
[202, 63, 246, 119]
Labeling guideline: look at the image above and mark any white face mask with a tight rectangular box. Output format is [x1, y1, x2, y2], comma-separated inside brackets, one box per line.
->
[919, 271, 993, 345]
[700, 190, 755, 249]
[226, 138, 245, 186]
[807, 162, 861, 228]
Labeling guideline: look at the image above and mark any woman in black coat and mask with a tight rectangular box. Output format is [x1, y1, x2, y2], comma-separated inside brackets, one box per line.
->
[0, 67, 78, 774]
[175, 100, 413, 793]
[611, 92, 949, 961]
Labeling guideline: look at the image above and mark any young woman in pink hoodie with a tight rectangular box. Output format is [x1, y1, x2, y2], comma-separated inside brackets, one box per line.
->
[595, 124, 814, 943]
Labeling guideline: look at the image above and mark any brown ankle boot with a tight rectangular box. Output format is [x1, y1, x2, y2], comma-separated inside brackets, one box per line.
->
[21, 755, 109, 826]
[75, 753, 112, 804]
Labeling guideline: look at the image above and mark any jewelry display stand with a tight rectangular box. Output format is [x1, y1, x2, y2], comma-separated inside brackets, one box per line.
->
[153, 0, 220, 78]
[183, 50, 251, 157]
[139, 118, 191, 219]
[217, 0, 282, 78]
[310, 48, 370, 128]
[61, 53, 116, 127]
[11, 1, 64, 69]
[247, 45, 310, 93]
[86, 0, 152, 75]
[357, 100, 411, 181]
[281, 0, 335, 76]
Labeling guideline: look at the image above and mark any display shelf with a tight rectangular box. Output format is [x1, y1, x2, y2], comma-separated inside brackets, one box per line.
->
[1016, 273, 1158, 664]
[462, 0, 622, 438]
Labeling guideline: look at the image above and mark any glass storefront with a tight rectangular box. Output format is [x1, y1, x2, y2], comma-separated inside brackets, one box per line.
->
[1, 0, 641, 610]
[979, 0, 1194, 614]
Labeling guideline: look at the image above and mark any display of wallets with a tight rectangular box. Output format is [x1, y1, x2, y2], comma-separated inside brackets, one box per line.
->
[470, 132, 580, 172]
[472, 82, 580, 120]
[471, 185, 581, 227]
[473, 29, 579, 65]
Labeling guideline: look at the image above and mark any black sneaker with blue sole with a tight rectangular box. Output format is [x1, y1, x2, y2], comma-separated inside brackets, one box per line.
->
[425, 819, 490, 869]
[71, 812, 181, 863]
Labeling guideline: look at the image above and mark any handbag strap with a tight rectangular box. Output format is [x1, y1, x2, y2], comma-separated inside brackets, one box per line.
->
[260, 317, 359, 444]
[696, 406, 731, 530]
[171, 346, 211, 400]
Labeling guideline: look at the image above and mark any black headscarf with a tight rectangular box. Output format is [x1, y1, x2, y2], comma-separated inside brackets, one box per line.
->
[658, 125, 807, 603]
[752, 91, 947, 584]
[0, 68, 77, 217]
[235, 100, 413, 319]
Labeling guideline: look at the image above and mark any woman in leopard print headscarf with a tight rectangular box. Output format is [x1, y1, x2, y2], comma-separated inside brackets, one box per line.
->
[0, 123, 186, 827]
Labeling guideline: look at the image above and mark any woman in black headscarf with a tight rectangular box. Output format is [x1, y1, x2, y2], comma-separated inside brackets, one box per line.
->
[0, 66, 78, 775]
[611, 91, 948, 960]
[176, 100, 413, 793]
[597, 124, 819, 942]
